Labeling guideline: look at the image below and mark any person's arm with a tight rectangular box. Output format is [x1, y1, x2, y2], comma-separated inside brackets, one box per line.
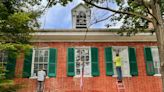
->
[113, 58, 116, 65]
[43, 71, 46, 79]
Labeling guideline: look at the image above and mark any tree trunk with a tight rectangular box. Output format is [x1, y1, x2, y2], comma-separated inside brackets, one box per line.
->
[151, 2, 164, 92]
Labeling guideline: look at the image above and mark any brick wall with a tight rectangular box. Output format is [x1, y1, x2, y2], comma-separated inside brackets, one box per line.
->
[15, 42, 162, 92]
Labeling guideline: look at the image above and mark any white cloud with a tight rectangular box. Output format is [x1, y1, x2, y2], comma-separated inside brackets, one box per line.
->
[39, 0, 83, 29]
[39, 0, 122, 29]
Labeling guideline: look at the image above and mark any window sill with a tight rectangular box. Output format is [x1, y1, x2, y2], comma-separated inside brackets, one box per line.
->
[154, 74, 161, 76]
[74, 75, 92, 78]
[112, 75, 132, 77]
[29, 76, 49, 79]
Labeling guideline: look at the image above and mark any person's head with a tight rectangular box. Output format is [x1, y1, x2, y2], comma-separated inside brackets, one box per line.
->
[39, 69, 43, 71]
[116, 53, 119, 56]
[39, 68, 45, 71]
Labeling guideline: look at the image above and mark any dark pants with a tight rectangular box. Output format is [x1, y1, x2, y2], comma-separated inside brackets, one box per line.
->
[37, 81, 44, 92]
[116, 66, 122, 81]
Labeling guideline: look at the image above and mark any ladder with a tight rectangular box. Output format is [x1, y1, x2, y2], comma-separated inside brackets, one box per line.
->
[116, 81, 125, 92]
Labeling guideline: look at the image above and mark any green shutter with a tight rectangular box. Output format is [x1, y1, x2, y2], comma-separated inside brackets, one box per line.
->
[144, 47, 155, 76]
[67, 48, 75, 76]
[105, 47, 114, 76]
[128, 47, 138, 76]
[5, 51, 16, 79]
[23, 49, 33, 78]
[48, 48, 57, 77]
[91, 47, 99, 76]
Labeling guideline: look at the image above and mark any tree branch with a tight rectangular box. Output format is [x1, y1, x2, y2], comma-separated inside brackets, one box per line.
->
[83, 0, 153, 22]
[141, 0, 160, 24]
[90, 13, 116, 26]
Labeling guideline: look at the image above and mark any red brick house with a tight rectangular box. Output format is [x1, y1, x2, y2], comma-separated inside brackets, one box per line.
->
[1, 3, 162, 92]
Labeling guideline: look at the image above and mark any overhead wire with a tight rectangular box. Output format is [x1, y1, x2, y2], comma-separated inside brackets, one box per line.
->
[37, 3, 50, 48]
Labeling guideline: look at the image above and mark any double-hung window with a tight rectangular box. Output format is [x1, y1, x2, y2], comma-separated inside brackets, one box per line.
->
[67, 47, 99, 77]
[23, 48, 57, 78]
[31, 48, 49, 77]
[105, 46, 138, 76]
[151, 47, 160, 75]
[112, 46, 131, 77]
[144, 46, 160, 76]
[75, 47, 91, 77]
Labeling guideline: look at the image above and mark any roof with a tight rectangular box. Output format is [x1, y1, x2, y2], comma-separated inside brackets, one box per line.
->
[71, 3, 90, 12]
[31, 28, 157, 42]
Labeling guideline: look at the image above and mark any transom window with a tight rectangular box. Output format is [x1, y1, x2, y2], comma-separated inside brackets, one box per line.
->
[31, 48, 49, 77]
[75, 47, 91, 77]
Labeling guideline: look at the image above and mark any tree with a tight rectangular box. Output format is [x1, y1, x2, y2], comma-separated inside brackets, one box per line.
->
[0, 0, 42, 91]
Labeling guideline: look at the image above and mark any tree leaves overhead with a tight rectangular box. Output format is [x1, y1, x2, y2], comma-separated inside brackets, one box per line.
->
[161, 0, 164, 15]
[83, 0, 162, 35]
[0, 0, 40, 44]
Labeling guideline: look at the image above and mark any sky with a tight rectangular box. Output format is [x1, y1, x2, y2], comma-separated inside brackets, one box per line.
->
[39, 0, 122, 29]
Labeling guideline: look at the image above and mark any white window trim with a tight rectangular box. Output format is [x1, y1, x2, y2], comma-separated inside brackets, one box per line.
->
[112, 46, 132, 77]
[154, 74, 161, 76]
[29, 76, 49, 79]
[150, 46, 161, 76]
[74, 46, 92, 77]
[30, 48, 49, 78]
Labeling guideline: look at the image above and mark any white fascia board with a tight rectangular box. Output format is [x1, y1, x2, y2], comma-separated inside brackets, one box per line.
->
[31, 31, 155, 36]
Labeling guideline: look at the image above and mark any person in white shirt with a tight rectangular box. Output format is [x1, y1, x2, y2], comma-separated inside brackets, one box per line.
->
[37, 69, 46, 92]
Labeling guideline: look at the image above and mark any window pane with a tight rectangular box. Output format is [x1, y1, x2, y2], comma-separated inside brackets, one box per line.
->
[44, 57, 48, 63]
[39, 56, 43, 62]
[35, 50, 38, 57]
[76, 62, 80, 68]
[32, 48, 49, 77]
[34, 57, 38, 62]
[154, 68, 160, 74]
[85, 62, 90, 66]
[76, 69, 80, 75]
[86, 56, 89, 61]
[39, 50, 44, 57]
[44, 64, 48, 70]
[39, 64, 43, 70]
[34, 64, 38, 70]
[33, 70, 37, 76]
[44, 51, 48, 56]
[81, 56, 84, 61]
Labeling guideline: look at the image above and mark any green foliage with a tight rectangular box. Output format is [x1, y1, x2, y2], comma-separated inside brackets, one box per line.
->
[83, 0, 162, 35]
[0, 80, 21, 92]
[112, 0, 150, 35]
[0, 0, 43, 91]
[161, 0, 164, 14]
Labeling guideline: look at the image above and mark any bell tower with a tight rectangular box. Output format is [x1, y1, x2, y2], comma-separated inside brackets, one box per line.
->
[72, 3, 91, 29]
